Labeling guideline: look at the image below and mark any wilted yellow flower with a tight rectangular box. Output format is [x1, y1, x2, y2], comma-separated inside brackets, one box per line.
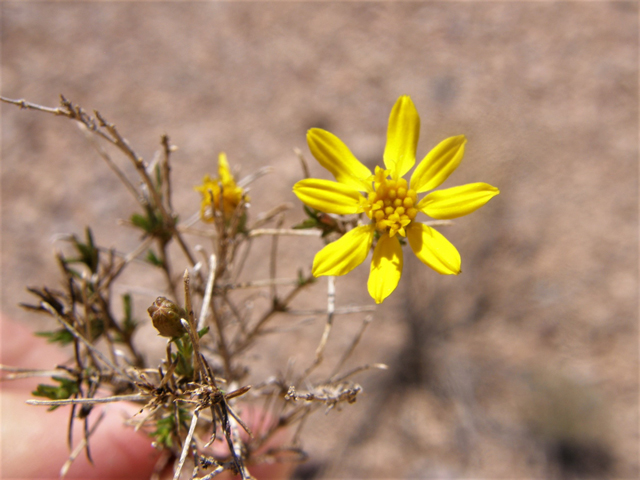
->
[293, 95, 499, 304]
[195, 153, 246, 221]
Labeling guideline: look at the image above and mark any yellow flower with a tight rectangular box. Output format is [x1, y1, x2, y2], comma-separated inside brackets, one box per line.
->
[195, 152, 246, 221]
[293, 95, 499, 304]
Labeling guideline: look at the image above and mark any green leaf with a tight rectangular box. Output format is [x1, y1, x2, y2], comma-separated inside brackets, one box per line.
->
[123, 293, 133, 321]
[32, 376, 79, 411]
[131, 213, 151, 231]
[292, 218, 318, 230]
[87, 317, 105, 341]
[122, 293, 138, 336]
[116, 293, 138, 341]
[35, 329, 74, 346]
[151, 408, 190, 448]
[131, 207, 172, 242]
[303, 205, 319, 219]
[145, 249, 164, 267]
[154, 163, 163, 192]
[66, 227, 100, 274]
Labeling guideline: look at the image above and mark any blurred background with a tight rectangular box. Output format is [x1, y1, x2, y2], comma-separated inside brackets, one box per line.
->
[1, 2, 637, 478]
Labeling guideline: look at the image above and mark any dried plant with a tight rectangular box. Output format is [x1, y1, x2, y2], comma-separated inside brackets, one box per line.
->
[1, 94, 498, 479]
[0, 95, 384, 479]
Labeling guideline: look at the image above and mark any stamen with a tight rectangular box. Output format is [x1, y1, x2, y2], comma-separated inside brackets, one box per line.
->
[364, 169, 419, 236]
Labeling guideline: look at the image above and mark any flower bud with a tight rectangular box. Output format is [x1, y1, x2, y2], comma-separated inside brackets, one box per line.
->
[147, 296, 187, 338]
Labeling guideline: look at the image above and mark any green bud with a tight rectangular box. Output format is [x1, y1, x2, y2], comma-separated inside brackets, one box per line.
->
[147, 296, 187, 338]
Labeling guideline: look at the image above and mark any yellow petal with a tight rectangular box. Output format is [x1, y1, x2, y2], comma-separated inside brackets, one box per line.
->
[293, 179, 364, 215]
[417, 182, 500, 219]
[368, 233, 403, 304]
[406, 223, 460, 275]
[218, 152, 234, 185]
[312, 225, 375, 276]
[194, 174, 215, 194]
[383, 96, 420, 180]
[410, 135, 466, 193]
[307, 128, 372, 191]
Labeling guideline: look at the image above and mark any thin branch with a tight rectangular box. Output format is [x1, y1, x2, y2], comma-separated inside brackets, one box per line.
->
[233, 273, 315, 354]
[98, 235, 156, 296]
[330, 363, 389, 384]
[161, 134, 175, 212]
[248, 204, 292, 231]
[228, 405, 251, 480]
[174, 230, 202, 272]
[287, 305, 376, 316]
[60, 411, 105, 478]
[221, 294, 248, 335]
[198, 254, 217, 331]
[269, 215, 285, 300]
[182, 270, 205, 380]
[76, 122, 142, 205]
[231, 236, 253, 282]
[173, 409, 200, 480]
[249, 228, 320, 238]
[222, 277, 301, 290]
[1, 96, 70, 116]
[150, 451, 173, 480]
[158, 239, 179, 300]
[257, 317, 314, 335]
[175, 211, 203, 231]
[285, 384, 362, 408]
[208, 291, 233, 381]
[237, 165, 273, 188]
[329, 316, 372, 381]
[0, 366, 67, 380]
[27, 394, 147, 406]
[424, 219, 454, 227]
[300, 276, 336, 381]
[42, 303, 133, 381]
[294, 148, 310, 179]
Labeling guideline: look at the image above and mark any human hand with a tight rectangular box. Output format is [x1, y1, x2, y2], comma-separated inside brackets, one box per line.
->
[0, 315, 295, 480]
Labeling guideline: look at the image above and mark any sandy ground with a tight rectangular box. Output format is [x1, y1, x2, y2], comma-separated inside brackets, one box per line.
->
[1, 2, 638, 479]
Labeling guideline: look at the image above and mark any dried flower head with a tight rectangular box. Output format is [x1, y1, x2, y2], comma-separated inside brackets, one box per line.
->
[148, 296, 187, 338]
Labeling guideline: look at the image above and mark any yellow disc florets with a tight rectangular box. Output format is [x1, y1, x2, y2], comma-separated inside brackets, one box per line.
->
[363, 166, 418, 237]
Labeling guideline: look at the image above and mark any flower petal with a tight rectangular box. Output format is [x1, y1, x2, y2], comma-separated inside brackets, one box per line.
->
[417, 182, 500, 219]
[410, 135, 466, 193]
[406, 223, 461, 275]
[383, 96, 420, 179]
[293, 179, 364, 215]
[307, 128, 372, 191]
[312, 225, 375, 276]
[218, 152, 234, 185]
[368, 233, 403, 304]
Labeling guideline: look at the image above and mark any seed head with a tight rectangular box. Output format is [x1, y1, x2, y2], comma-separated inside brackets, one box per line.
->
[147, 296, 187, 338]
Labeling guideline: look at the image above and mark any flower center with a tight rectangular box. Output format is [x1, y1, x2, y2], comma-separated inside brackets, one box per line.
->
[363, 167, 418, 237]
